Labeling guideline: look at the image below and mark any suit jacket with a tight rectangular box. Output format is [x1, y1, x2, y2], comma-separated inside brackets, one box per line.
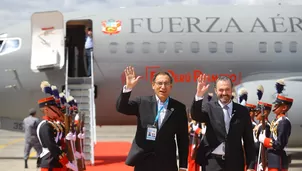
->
[191, 99, 256, 171]
[116, 90, 189, 171]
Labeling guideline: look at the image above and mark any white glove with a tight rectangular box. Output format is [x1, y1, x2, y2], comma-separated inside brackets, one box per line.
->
[192, 123, 199, 131]
[74, 151, 82, 159]
[257, 162, 263, 171]
[258, 130, 266, 143]
[192, 144, 196, 150]
[66, 161, 78, 171]
[72, 133, 77, 141]
[253, 132, 258, 143]
[201, 124, 206, 135]
[65, 132, 73, 141]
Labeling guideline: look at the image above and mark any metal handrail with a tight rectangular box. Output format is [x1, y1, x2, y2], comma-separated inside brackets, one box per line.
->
[90, 50, 96, 165]
[65, 47, 69, 97]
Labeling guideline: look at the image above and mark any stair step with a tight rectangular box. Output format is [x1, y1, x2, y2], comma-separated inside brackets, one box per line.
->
[68, 77, 92, 84]
[84, 146, 91, 152]
[84, 139, 91, 144]
[70, 90, 90, 96]
[84, 153, 92, 160]
[68, 84, 92, 90]
[84, 123, 91, 129]
[84, 114, 90, 121]
[80, 109, 90, 115]
[72, 96, 90, 104]
[78, 104, 90, 110]
[84, 117, 91, 123]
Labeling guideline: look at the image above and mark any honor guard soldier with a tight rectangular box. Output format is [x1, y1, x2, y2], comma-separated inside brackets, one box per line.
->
[188, 119, 202, 171]
[36, 96, 77, 171]
[238, 87, 257, 129]
[259, 84, 293, 171]
[254, 101, 272, 166]
[247, 104, 257, 129]
[254, 101, 272, 138]
[252, 85, 271, 170]
[238, 87, 256, 171]
[238, 88, 257, 128]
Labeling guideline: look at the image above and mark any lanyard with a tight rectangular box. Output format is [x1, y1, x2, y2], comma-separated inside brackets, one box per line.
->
[153, 97, 169, 125]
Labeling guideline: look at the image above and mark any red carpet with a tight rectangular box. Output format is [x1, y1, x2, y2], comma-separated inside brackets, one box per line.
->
[85, 142, 133, 171]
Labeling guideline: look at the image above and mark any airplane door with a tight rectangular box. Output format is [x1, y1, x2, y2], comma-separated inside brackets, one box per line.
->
[30, 11, 65, 72]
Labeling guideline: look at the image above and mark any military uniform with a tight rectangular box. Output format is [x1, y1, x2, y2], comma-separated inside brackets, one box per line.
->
[259, 94, 293, 171]
[245, 103, 257, 129]
[36, 96, 76, 171]
[188, 121, 202, 171]
[187, 93, 211, 171]
[23, 108, 42, 168]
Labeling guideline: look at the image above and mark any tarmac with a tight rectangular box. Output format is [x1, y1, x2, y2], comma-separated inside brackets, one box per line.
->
[1, 126, 302, 171]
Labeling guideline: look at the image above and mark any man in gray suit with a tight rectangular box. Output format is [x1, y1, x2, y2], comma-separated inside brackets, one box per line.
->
[23, 108, 42, 168]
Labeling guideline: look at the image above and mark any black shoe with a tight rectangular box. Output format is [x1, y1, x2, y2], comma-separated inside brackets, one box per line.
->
[25, 159, 28, 168]
[36, 157, 41, 168]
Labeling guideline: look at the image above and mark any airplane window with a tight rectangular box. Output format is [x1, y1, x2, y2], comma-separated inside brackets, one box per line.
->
[174, 42, 183, 53]
[209, 42, 217, 53]
[225, 42, 233, 53]
[274, 42, 282, 53]
[191, 42, 199, 53]
[142, 42, 150, 53]
[259, 42, 267, 53]
[158, 42, 167, 54]
[126, 42, 134, 53]
[0, 38, 21, 55]
[0, 40, 3, 48]
[289, 41, 297, 53]
[109, 42, 118, 53]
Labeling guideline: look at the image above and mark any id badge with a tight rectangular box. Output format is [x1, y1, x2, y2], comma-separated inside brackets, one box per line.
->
[146, 125, 157, 141]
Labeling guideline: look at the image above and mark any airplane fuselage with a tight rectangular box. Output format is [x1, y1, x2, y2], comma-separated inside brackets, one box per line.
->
[0, 5, 301, 147]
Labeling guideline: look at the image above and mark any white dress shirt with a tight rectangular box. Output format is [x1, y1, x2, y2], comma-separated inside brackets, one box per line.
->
[195, 95, 233, 155]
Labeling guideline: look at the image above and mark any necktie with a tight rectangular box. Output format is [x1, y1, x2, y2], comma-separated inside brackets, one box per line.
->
[223, 105, 231, 133]
[158, 103, 165, 127]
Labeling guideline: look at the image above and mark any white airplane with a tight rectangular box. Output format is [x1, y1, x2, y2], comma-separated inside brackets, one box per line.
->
[0, 5, 301, 153]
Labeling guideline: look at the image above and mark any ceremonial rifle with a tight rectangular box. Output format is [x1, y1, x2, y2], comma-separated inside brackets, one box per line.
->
[80, 112, 86, 170]
[256, 85, 266, 171]
[260, 102, 267, 170]
[40, 82, 77, 171]
[66, 96, 80, 171]
[63, 95, 77, 171]
[190, 120, 199, 160]
[74, 111, 85, 170]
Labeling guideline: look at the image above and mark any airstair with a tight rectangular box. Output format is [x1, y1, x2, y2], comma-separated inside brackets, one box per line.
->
[64, 49, 97, 165]
[29, 10, 97, 165]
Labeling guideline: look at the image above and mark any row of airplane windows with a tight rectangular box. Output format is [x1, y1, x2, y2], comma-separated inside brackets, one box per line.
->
[108, 41, 299, 54]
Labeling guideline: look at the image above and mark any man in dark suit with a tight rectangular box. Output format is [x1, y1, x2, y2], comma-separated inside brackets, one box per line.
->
[191, 74, 256, 171]
[116, 66, 189, 171]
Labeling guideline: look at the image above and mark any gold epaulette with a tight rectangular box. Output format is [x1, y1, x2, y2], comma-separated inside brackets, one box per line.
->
[55, 121, 64, 133]
[48, 121, 60, 133]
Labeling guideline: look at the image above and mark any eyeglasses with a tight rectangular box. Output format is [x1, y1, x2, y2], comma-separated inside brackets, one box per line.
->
[155, 82, 171, 86]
